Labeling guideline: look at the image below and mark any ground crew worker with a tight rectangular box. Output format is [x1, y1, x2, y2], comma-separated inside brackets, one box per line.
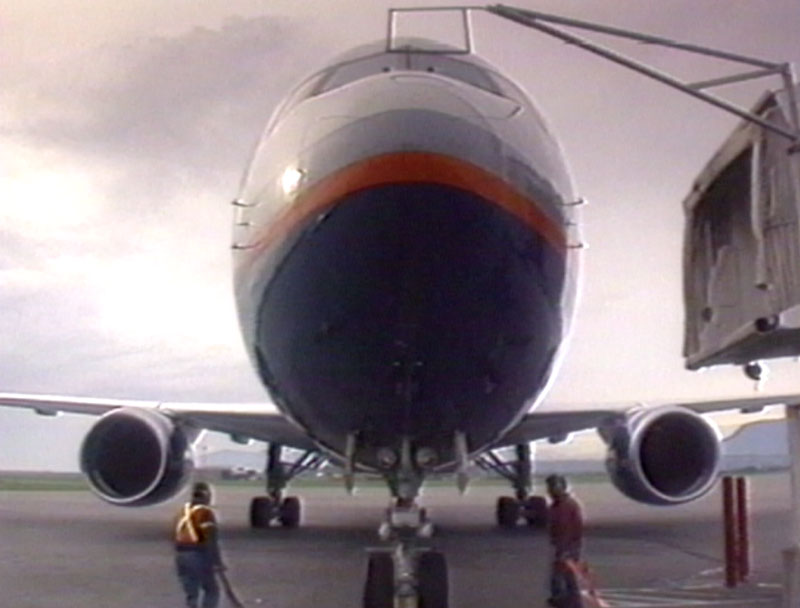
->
[173, 482, 226, 608]
[545, 474, 584, 608]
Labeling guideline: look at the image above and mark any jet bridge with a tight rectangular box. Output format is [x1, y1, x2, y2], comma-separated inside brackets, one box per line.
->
[683, 84, 800, 370]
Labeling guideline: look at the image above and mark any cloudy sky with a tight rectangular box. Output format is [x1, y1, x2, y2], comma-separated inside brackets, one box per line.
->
[2, 0, 800, 470]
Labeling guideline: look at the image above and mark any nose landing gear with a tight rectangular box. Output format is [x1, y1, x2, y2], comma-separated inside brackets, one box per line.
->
[364, 546, 448, 608]
[364, 499, 448, 608]
[363, 437, 449, 608]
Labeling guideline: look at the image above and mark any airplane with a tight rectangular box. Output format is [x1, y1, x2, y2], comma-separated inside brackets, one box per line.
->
[2, 36, 800, 608]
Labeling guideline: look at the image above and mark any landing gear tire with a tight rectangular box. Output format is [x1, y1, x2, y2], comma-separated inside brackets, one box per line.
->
[418, 550, 449, 608]
[524, 496, 548, 528]
[363, 553, 394, 608]
[250, 496, 273, 529]
[496, 496, 519, 528]
[279, 496, 302, 528]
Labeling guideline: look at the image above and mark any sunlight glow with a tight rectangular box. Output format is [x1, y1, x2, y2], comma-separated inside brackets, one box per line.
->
[94, 254, 240, 350]
[1, 141, 104, 232]
[280, 166, 305, 196]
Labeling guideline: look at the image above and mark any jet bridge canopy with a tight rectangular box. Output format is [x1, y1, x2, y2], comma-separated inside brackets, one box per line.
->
[683, 85, 800, 369]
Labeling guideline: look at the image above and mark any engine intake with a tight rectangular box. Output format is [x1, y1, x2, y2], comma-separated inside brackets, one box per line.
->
[601, 406, 720, 505]
[80, 408, 193, 506]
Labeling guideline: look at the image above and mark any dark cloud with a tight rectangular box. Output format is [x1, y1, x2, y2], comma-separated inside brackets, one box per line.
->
[1, 15, 328, 409]
[11, 17, 307, 160]
[4, 15, 331, 217]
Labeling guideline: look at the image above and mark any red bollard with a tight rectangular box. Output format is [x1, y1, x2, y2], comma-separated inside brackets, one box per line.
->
[723, 476, 739, 587]
[736, 477, 750, 582]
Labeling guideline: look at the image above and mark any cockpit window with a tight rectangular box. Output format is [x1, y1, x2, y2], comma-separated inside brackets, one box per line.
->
[296, 43, 520, 101]
[410, 54, 503, 96]
[269, 41, 535, 130]
[309, 53, 398, 96]
[309, 49, 507, 99]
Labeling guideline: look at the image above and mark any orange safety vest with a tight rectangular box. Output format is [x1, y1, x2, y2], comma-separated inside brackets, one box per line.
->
[174, 503, 216, 546]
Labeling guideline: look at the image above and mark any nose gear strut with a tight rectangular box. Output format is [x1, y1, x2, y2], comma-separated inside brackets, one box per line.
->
[363, 437, 449, 608]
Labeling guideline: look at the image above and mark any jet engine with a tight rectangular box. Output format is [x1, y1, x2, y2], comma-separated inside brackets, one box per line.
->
[80, 408, 193, 506]
[600, 405, 721, 505]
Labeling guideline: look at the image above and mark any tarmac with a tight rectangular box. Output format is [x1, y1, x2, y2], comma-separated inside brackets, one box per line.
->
[0, 472, 790, 608]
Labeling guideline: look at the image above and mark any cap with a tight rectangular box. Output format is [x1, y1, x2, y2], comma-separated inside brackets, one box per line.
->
[545, 474, 568, 492]
[191, 481, 213, 503]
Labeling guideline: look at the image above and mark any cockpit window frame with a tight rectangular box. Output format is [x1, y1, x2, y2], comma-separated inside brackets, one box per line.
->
[303, 49, 524, 102]
[268, 43, 539, 135]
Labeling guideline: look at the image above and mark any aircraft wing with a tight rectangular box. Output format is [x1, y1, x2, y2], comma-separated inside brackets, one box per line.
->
[0, 392, 317, 451]
[497, 392, 800, 447]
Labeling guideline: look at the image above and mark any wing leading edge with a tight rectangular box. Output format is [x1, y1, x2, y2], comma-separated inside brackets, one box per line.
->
[498, 393, 800, 447]
[4, 391, 800, 458]
[0, 392, 317, 451]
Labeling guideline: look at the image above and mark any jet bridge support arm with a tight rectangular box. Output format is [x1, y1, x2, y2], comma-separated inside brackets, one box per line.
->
[388, 4, 799, 145]
[483, 4, 800, 146]
[484, 4, 800, 145]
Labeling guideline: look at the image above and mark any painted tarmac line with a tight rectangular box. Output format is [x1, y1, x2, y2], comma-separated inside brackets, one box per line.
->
[596, 587, 780, 607]
[599, 600, 775, 607]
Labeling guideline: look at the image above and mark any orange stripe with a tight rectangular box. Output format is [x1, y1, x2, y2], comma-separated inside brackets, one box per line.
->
[245, 152, 566, 265]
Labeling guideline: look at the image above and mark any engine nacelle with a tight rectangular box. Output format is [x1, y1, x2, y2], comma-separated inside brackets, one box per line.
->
[80, 408, 193, 506]
[600, 405, 721, 505]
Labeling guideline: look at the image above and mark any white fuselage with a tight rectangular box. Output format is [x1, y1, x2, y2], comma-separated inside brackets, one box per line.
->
[232, 43, 580, 469]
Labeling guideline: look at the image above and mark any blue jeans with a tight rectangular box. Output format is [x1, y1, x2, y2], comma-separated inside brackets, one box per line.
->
[176, 550, 220, 608]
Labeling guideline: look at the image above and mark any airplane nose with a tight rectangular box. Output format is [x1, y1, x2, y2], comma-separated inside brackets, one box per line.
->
[253, 176, 565, 460]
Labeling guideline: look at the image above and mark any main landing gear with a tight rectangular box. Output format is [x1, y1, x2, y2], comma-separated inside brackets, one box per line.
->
[249, 443, 324, 529]
[476, 443, 548, 528]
